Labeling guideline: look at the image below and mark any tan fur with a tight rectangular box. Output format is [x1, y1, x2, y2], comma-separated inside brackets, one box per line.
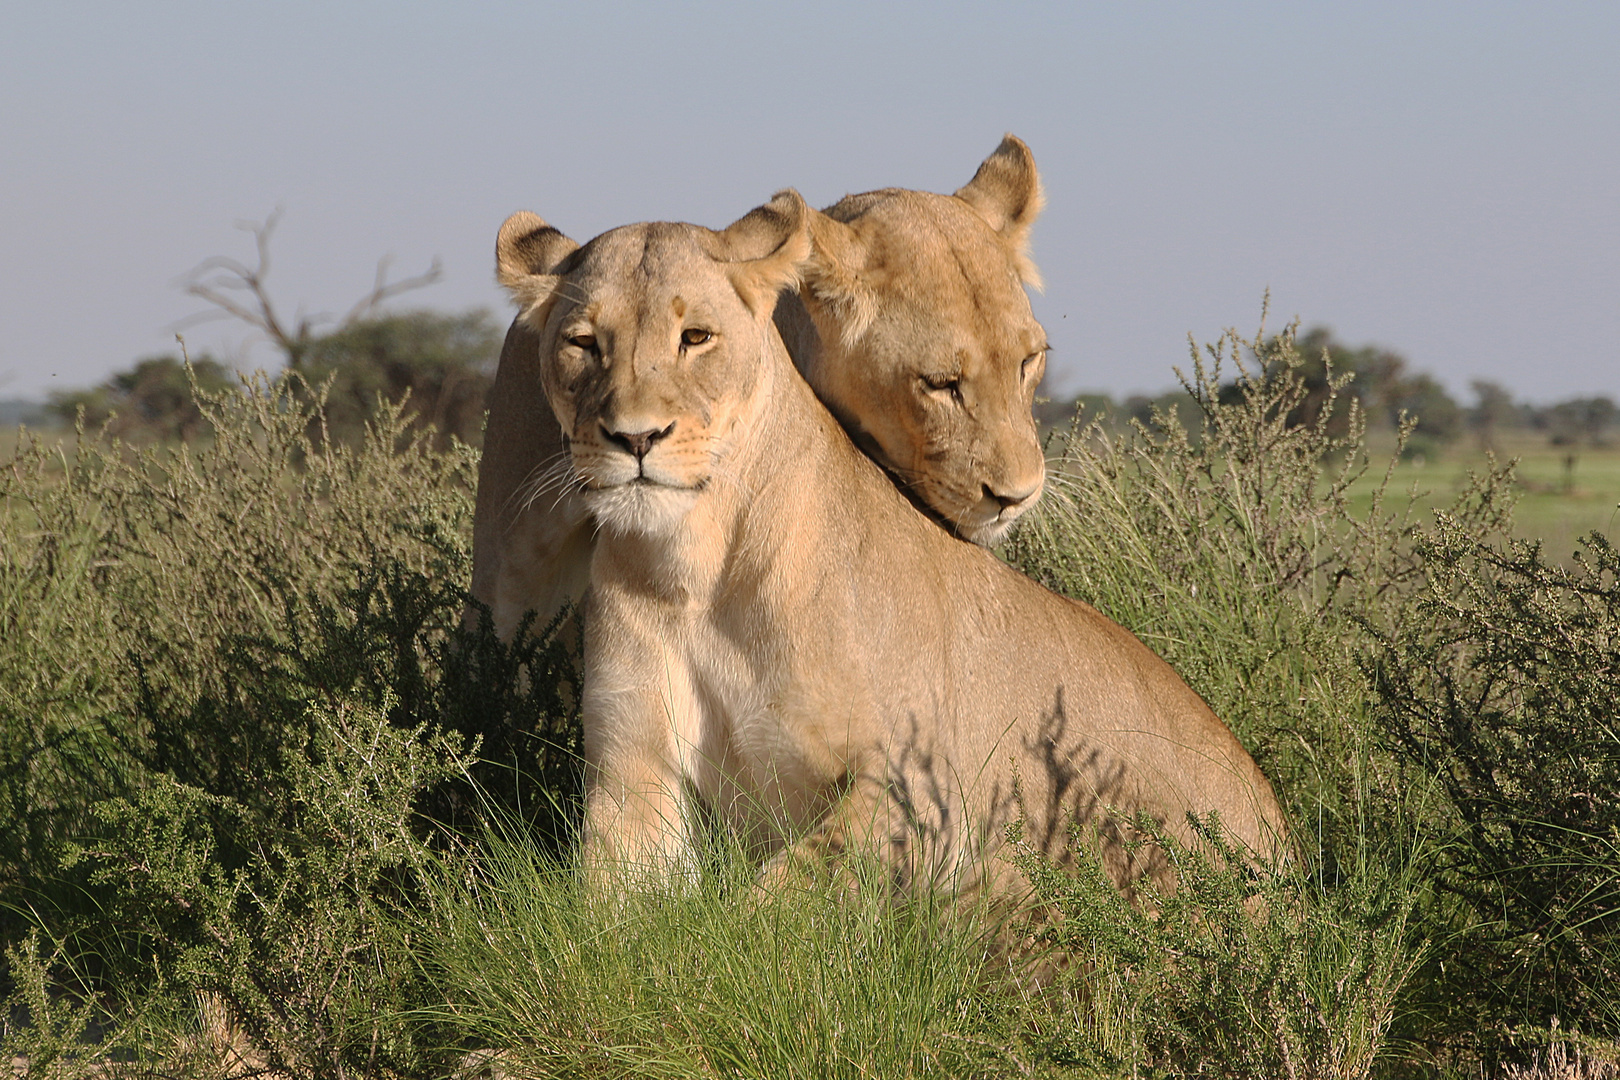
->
[781, 133, 1048, 546]
[470, 137, 1049, 641]
[497, 193, 1288, 895]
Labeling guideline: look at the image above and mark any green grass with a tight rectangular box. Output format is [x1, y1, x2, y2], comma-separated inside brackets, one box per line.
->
[413, 826, 1028, 1080]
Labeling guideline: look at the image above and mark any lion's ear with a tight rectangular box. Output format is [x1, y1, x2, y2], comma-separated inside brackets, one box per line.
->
[801, 208, 877, 346]
[955, 134, 1045, 289]
[713, 190, 813, 317]
[495, 211, 579, 315]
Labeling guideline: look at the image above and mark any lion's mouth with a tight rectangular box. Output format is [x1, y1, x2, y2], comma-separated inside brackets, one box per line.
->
[581, 470, 708, 537]
[962, 517, 1014, 545]
[583, 474, 706, 494]
[952, 498, 1035, 546]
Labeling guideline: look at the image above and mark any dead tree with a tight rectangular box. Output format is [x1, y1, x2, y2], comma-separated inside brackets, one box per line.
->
[176, 209, 442, 369]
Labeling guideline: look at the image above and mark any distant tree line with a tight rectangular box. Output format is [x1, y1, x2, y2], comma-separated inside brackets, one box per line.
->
[44, 309, 502, 449]
[25, 318, 1616, 469]
[36, 210, 498, 453]
[38, 211, 500, 449]
[0, 399, 47, 428]
[294, 308, 501, 448]
[48, 354, 240, 443]
[1039, 326, 1617, 463]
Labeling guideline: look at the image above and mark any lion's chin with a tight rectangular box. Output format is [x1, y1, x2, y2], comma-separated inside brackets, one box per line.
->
[587, 481, 701, 538]
[959, 518, 1014, 547]
[956, 505, 1034, 548]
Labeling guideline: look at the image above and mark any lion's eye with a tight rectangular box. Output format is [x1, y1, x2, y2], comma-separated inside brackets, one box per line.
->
[1021, 352, 1043, 379]
[566, 333, 597, 352]
[681, 328, 713, 348]
[922, 373, 962, 398]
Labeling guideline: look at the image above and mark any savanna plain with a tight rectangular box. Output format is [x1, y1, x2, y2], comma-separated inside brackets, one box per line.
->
[2, 318, 1618, 1079]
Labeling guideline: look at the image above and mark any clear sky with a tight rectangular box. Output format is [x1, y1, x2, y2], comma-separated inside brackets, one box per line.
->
[2, 1, 1616, 404]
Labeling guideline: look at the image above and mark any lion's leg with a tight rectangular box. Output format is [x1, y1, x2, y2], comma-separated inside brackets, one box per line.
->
[757, 749, 1008, 898]
[580, 752, 699, 885]
[757, 768, 917, 892]
[578, 624, 705, 886]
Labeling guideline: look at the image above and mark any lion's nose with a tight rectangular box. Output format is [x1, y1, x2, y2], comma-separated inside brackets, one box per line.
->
[603, 421, 675, 461]
[983, 481, 1038, 512]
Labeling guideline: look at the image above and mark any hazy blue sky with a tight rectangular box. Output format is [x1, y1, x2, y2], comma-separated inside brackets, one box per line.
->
[3, 2, 1616, 404]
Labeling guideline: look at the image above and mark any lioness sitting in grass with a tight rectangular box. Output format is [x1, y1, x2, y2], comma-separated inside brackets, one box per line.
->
[471, 136, 1049, 642]
[493, 190, 1287, 893]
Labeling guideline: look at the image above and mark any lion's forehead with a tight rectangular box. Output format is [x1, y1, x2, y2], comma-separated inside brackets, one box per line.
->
[565, 223, 732, 307]
[576, 221, 705, 264]
[843, 199, 1044, 360]
[866, 296, 1042, 379]
[845, 191, 1013, 273]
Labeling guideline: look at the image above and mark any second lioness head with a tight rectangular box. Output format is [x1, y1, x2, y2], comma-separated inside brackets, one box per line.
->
[792, 134, 1051, 545]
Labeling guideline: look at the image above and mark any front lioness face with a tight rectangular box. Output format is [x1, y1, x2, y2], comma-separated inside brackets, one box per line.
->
[545, 228, 769, 536]
[497, 200, 808, 541]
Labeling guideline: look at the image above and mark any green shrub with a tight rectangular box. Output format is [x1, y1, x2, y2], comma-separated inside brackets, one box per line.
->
[64, 701, 465, 1078]
[2, 371, 474, 906]
[1012, 813, 1424, 1079]
[1367, 523, 1620, 1035]
[0, 371, 580, 1077]
[1, 934, 103, 1080]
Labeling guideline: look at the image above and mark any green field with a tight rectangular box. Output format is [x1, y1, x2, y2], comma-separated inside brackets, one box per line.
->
[1345, 432, 1620, 557]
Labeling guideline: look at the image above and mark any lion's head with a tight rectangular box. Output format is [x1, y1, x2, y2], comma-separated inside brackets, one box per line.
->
[792, 135, 1049, 545]
[495, 192, 810, 540]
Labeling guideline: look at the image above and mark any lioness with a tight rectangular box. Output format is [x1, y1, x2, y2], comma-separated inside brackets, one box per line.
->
[494, 191, 1288, 892]
[471, 136, 1048, 642]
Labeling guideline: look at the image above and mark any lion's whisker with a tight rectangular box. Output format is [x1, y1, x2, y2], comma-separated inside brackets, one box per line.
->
[501, 449, 576, 517]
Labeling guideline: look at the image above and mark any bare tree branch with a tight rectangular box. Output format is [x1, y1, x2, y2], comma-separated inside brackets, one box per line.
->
[176, 209, 442, 370]
[341, 254, 444, 326]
